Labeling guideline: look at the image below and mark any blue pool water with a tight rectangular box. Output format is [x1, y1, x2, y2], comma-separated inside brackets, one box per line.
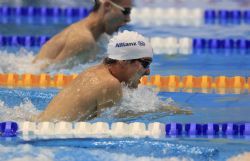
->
[0, 87, 250, 161]
[1, 0, 250, 161]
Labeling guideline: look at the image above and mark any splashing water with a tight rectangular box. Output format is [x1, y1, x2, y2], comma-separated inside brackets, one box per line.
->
[0, 33, 110, 74]
[0, 99, 41, 122]
[0, 85, 182, 122]
[100, 85, 180, 120]
[0, 48, 101, 74]
[0, 48, 42, 74]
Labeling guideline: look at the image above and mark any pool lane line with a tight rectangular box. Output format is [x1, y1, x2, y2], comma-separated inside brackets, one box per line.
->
[1, 121, 250, 138]
[0, 35, 250, 55]
[0, 7, 249, 26]
[0, 74, 249, 94]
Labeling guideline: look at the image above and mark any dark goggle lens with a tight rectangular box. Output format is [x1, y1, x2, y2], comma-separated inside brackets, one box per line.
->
[138, 59, 151, 69]
[122, 8, 131, 15]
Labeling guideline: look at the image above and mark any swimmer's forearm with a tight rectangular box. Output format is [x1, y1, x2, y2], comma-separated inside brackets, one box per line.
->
[160, 105, 192, 115]
[114, 105, 192, 119]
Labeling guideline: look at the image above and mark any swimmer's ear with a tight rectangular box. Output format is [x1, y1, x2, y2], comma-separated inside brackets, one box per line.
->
[102, 0, 112, 12]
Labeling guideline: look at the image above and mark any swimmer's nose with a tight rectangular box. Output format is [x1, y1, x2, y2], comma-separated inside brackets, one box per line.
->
[144, 68, 150, 75]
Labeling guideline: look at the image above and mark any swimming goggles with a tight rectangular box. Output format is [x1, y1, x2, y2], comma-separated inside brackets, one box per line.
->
[108, 0, 132, 15]
[137, 59, 152, 69]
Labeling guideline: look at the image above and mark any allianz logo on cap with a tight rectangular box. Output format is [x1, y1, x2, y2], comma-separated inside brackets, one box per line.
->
[115, 41, 146, 48]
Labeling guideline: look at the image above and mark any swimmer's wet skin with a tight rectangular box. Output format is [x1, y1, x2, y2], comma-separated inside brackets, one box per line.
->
[33, 0, 132, 70]
[36, 31, 191, 122]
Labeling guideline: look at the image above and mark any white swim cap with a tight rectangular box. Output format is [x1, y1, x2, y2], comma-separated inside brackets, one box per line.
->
[107, 30, 153, 60]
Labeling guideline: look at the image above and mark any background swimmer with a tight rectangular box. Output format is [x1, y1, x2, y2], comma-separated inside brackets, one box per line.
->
[33, 0, 132, 70]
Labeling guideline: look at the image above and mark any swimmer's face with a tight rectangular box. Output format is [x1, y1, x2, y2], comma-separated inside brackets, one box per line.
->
[124, 57, 152, 88]
[103, 0, 132, 35]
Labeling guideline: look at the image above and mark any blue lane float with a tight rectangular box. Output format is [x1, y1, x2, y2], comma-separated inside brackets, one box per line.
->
[0, 35, 50, 47]
[166, 123, 182, 136]
[240, 123, 250, 135]
[185, 123, 202, 135]
[0, 6, 90, 17]
[222, 123, 239, 135]
[0, 121, 18, 137]
[202, 123, 220, 135]
[193, 38, 250, 50]
[204, 9, 250, 24]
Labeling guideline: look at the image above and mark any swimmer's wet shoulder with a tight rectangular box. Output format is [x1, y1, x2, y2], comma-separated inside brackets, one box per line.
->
[34, 23, 97, 67]
[33, 0, 132, 70]
[37, 64, 122, 122]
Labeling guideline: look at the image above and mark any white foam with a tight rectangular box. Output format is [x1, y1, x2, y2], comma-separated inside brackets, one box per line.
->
[0, 100, 41, 122]
[8, 154, 53, 161]
[0, 48, 99, 74]
[100, 85, 179, 119]
[0, 48, 42, 74]
[0, 144, 54, 161]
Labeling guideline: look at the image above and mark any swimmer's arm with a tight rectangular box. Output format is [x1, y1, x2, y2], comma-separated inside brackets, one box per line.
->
[36, 80, 99, 122]
[96, 81, 123, 116]
[114, 105, 192, 119]
[159, 105, 192, 115]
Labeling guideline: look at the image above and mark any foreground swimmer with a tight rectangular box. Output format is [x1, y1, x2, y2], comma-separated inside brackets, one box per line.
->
[227, 152, 250, 161]
[37, 31, 191, 122]
[33, 0, 132, 69]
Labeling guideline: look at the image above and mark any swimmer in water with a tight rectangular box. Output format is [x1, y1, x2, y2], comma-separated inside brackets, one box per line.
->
[33, 0, 132, 69]
[227, 152, 250, 161]
[36, 31, 191, 122]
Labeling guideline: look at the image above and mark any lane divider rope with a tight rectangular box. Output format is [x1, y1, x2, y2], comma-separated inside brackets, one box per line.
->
[0, 7, 249, 26]
[0, 36, 250, 55]
[0, 121, 249, 138]
[0, 74, 249, 94]
[0, 6, 90, 18]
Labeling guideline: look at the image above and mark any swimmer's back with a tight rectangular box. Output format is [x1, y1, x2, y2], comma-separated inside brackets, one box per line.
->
[37, 64, 121, 121]
[34, 20, 96, 63]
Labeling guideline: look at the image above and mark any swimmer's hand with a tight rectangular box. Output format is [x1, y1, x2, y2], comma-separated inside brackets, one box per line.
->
[161, 105, 192, 115]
